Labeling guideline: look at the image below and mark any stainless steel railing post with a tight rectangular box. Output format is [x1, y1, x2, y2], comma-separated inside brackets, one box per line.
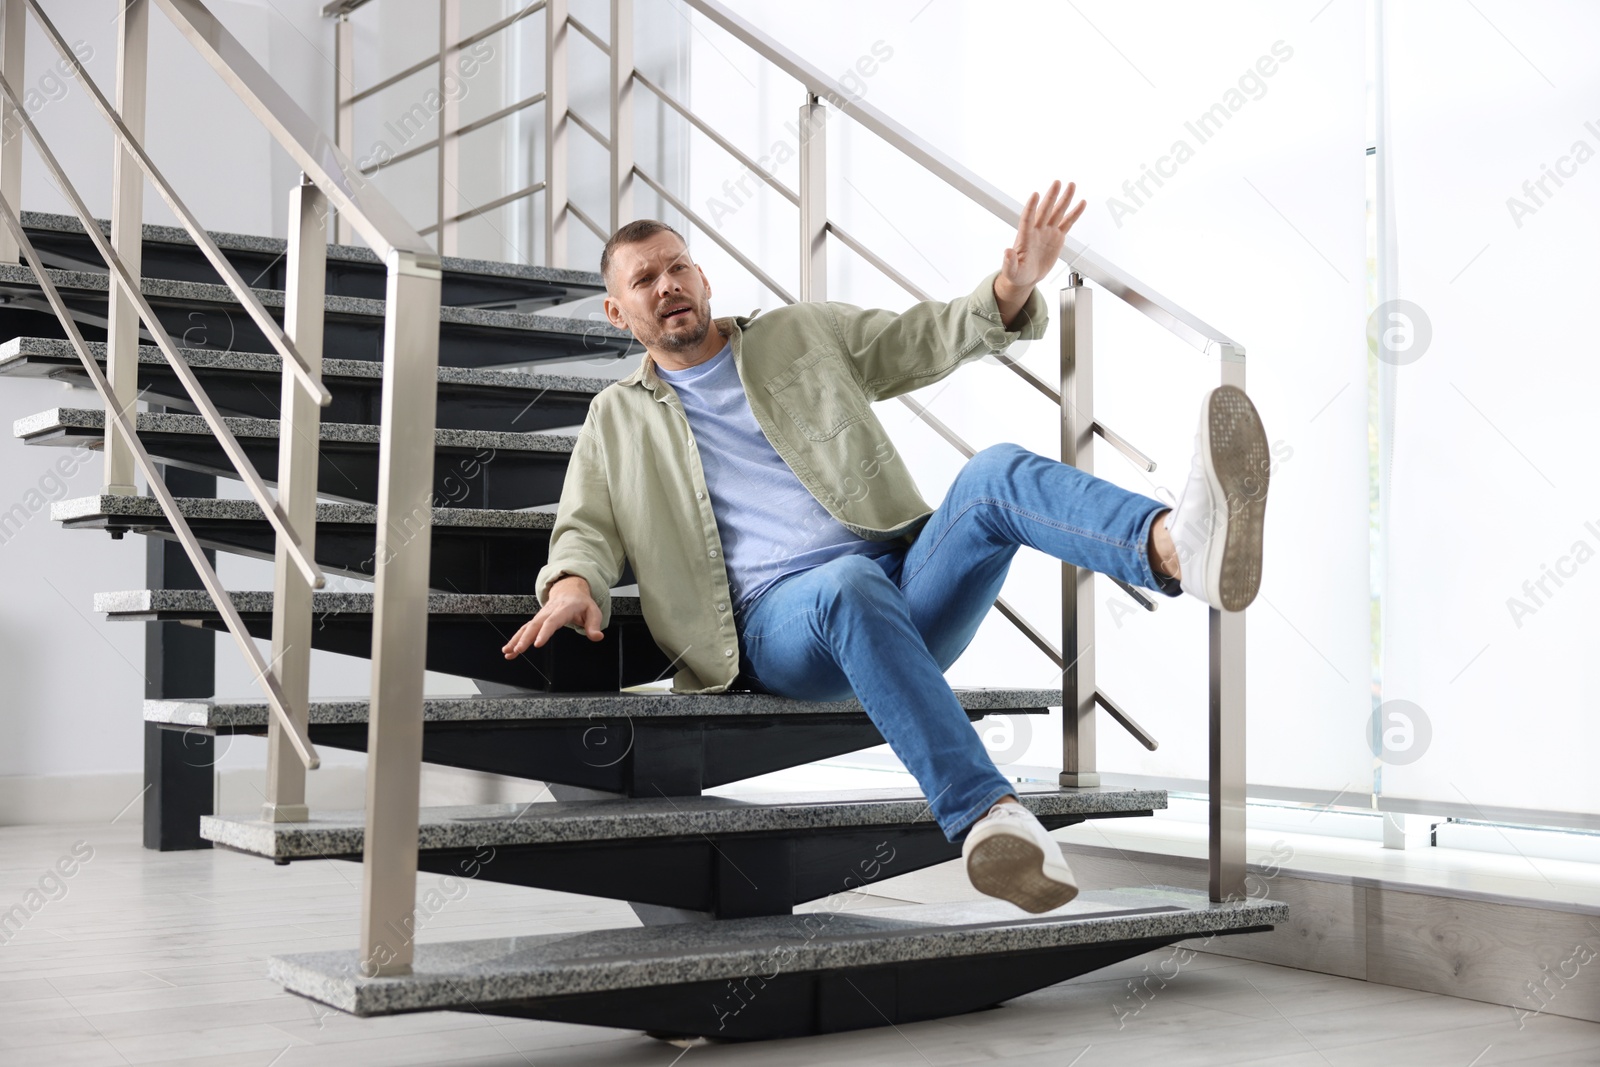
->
[609, 0, 633, 232]
[1210, 343, 1248, 901]
[263, 174, 327, 825]
[544, 0, 568, 267]
[1059, 274, 1099, 789]
[359, 249, 442, 978]
[436, 0, 461, 256]
[103, 0, 149, 499]
[798, 92, 825, 301]
[333, 12, 354, 245]
[0, 0, 22, 265]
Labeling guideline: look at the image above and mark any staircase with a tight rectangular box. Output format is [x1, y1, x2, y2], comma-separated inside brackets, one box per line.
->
[0, 0, 1280, 1044]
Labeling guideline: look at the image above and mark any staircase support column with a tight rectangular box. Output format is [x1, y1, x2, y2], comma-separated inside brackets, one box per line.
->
[1210, 345, 1248, 902]
[263, 176, 327, 824]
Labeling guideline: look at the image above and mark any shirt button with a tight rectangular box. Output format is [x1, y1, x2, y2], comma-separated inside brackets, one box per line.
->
[716, 603, 727, 612]
[696, 491, 705, 500]
[724, 649, 734, 657]
[709, 549, 718, 558]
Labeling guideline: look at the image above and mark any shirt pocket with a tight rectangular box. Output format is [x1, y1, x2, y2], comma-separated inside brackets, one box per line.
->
[765, 344, 871, 442]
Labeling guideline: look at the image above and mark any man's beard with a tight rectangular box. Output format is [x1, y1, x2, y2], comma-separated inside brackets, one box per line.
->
[649, 296, 712, 351]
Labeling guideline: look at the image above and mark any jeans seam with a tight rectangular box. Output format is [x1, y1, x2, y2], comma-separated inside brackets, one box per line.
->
[946, 782, 1019, 842]
[903, 496, 1138, 589]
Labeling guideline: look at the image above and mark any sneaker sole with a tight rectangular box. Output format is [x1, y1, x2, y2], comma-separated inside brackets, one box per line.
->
[1202, 385, 1270, 612]
[965, 834, 1079, 914]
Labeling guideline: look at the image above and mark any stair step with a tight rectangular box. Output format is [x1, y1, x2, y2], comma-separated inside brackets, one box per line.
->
[21, 210, 606, 308]
[98, 588, 664, 692]
[17, 407, 572, 508]
[269, 888, 1286, 1038]
[0, 337, 609, 432]
[0, 262, 630, 368]
[50, 495, 592, 594]
[146, 688, 1059, 795]
[201, 786, 1164, 918]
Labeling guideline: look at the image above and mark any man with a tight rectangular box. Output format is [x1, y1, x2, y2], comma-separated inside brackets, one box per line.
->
[502, 180, 1269, 914]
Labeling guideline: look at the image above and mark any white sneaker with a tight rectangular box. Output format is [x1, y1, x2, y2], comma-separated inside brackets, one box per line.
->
[962, 802, 1079, 913]
[1166, 385, 1270, 612]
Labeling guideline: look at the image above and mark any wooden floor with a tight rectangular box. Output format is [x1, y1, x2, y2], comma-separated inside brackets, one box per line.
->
[3, 820, 1598, 1066]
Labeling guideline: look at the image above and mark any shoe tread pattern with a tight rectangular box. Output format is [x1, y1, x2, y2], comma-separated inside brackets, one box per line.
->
[1207, 384, 1270, 612]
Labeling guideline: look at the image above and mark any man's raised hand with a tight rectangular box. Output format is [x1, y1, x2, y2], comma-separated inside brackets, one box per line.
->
[995, 180, 1087, 321]
[501, 575, 603, 659]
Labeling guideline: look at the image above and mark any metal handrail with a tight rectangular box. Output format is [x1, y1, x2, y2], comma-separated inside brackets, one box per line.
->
[682, 0, 1241, 357]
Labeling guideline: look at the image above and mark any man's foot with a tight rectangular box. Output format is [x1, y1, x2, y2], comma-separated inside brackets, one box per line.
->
[962, 801, 1079, 913]
[1166, 385, 1270, 612]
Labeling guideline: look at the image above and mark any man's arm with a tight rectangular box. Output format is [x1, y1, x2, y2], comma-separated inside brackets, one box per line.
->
[823, 180, 1086, 401]
[503, 415, 625, 658]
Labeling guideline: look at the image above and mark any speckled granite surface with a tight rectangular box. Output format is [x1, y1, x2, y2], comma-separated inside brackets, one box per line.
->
[15, 407, 577, 453]
[51, 494, 555, 529]
[144, 685, 1061, 727]
[201, 785, 1165, 858]
[269, 888, 1286, 1016]
[20, 210, 607, 288]
[97, 588, 641, 617]
[0, 261, 627, 342]
[0, 336, 612, 396]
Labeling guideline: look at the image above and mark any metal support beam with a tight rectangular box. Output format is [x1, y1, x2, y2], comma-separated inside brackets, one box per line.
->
[359, 252, 442, 978]
[104, 0, 148, 497]
[263, 177, 327, 825]
[797, 93, 825, 301]
[0, 0, 22, 264]
[1210, 344, 1247, 902]
[1059, 275, 1097, 788]
[609, 0, 632, 232]
[436, 0, 460, 256]
[543, 0, 568, 267]
[333, 13, 354, 245]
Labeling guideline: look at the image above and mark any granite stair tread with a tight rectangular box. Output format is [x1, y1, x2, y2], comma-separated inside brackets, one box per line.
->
[200, 785, 1166, 859]
[21, 209, 607, 305]
[144, 686, 1062, 727]
[52, 494, 555, 530]
[94, 587, 641, 619]
[14, 406, 576, 453]
[0, 262, 631, 367]
[271, 887, 1287, 1018]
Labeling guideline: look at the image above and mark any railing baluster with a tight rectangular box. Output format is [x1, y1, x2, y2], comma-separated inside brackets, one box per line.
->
[359, 250, 442, 978]
[263, 175, 327, 825]
[0, 0, 22, 265]
[1211, 344, 1248, 901]
[104, 0, 148, 498]
[798, 92, 825, 301]
[333, 12, 354, 245]
[1060, 273, 1099, 789]
[437, 0, 460, 256]
[609, 0, 632, 231]
[544, 0, 568, 267]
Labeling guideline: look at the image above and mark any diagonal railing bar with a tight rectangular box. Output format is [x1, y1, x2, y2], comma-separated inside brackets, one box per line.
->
[0, 67, 324, 590]
[27, 0, 331, 408]
[634, 163, 796, 304]
[633, 69, 799, 206]
[0, 193, 321, 770]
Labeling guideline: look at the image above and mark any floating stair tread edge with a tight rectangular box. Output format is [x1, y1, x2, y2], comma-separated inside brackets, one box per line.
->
[50, 495, 555, 530]
[145, 686, 1063, 726]
[95, 588, 638, 616]
[0, 262, 628, 339]
[0, 336, 613, 396]
[268, 888, 1286, 1016]
[18, 209, 607, 289]
[14, 407, 577, 452]
[200, 786, 1168, 856]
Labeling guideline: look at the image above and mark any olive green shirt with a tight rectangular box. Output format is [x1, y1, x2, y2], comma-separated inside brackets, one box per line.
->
[534, 271, 1049, 693]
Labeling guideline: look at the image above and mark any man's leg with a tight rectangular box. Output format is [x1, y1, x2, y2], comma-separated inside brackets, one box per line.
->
[893, 442, 1180, 670]
[736, 554, 1015, 842]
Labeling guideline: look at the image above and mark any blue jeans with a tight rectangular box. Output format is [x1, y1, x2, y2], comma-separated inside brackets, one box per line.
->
[735, 443, 1180, 842]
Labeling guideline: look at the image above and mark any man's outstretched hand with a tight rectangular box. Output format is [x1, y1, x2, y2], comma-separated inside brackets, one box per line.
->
[995, 179, 1086, 327]
[502, 575, 603, 659]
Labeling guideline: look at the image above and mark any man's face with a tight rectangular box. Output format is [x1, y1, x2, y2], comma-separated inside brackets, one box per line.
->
[603, 233, 713, 352]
